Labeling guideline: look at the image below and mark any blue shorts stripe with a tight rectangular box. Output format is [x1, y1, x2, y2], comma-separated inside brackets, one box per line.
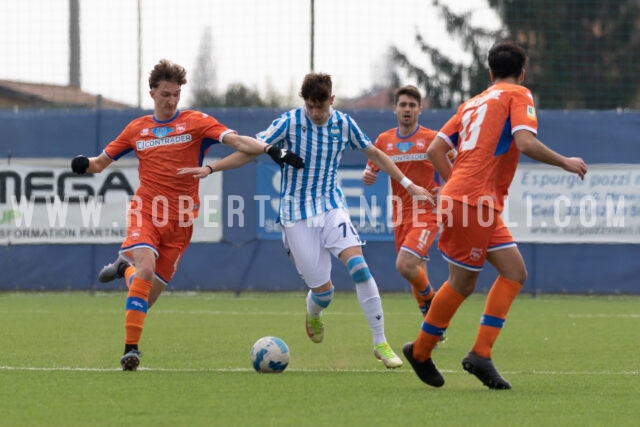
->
[421, 322, 446, 337]
[126, 297, 148, 313]
[481, 314, 505, 328]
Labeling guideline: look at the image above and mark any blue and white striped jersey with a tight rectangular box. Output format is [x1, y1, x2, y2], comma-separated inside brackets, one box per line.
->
[257, 106, 372, 224]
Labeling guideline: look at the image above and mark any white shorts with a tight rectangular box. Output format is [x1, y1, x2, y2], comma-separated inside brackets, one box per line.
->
[281, 208, 363, 288]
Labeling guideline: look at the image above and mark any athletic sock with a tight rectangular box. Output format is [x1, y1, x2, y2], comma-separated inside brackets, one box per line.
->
[347, 255, 387, 345]
[409, 266, 433, 311]
[124, 277, 153, 346]
[356, 281, 386, 345]
[306, 286, 334, 317]
[471, 276, 522, 358]
[413, 281, 466, 361]
[123, 266, 135, 290]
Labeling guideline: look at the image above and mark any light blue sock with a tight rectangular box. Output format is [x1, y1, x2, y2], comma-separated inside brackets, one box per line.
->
[306, 286, 334, 318]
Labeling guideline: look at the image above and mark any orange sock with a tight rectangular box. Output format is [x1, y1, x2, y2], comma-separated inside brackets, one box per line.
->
[471, 276, 522, 358]
[413, 281, 466, 361]
[123, 266, 136, 290]
[124, 277, 153, 345]
[409, 266, 434, 306]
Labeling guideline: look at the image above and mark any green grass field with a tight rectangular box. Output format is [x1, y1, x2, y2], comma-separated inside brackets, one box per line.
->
[0, 291, 638, 426]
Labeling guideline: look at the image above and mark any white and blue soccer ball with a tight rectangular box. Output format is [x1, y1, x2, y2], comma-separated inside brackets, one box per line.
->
[250, 336, 290, 373]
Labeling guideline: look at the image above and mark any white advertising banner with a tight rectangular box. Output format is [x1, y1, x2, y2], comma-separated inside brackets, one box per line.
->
[0, 158, 223, 244]
[504, 164, 640, 243]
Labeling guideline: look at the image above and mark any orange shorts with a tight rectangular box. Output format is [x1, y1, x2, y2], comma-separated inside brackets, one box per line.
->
[394, 221, 439, 260]
[120, 210, 193, 284]
[437, 200, 515, 271]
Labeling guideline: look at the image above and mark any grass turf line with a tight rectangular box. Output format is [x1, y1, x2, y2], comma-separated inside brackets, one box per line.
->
[0, 291, 639, 426]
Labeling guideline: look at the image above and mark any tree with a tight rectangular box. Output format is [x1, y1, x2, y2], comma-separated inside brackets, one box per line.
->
[190, 26, 223, 108]
[392, 0, 640, 109]
[189, 27, 291, 108]
[390, 0, 502, 108]
[223, 83, 266, 107]
[489, 0, 640, 109]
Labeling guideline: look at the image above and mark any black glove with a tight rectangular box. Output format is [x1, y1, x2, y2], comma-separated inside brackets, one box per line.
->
[71, 155, 90, 174]
[265, 145, 304, 169]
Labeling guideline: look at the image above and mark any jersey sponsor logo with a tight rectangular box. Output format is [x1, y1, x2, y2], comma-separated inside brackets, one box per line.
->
[416, 139, 426, 150]
[140, 128, 149, 136]
[527, 105, 536, 120]
[136, 134, 193, 151]
[388, 153, 428, 162]
[175, 122, 186, 133]
[386, 143, 394, 151]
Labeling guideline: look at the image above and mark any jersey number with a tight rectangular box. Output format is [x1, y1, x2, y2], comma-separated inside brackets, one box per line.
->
[338, 222, 362, 243]
[459, 103, 488, 151]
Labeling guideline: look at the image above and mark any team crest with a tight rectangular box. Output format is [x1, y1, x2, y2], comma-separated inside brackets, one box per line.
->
[396, 142, 413, 153]
[469, 247, 483, 261]
[152, 127, 173, 138]
[330, 124, 341, 141]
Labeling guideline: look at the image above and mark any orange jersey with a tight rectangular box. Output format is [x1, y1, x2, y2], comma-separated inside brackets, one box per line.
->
[367, 125, 439, 225]
[438, 83, 538, 213]
[104, 110, 234, 220]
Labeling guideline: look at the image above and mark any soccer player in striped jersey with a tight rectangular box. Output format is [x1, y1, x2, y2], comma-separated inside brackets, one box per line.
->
[71, 59, 302, 371]
[362, 85, 445, 318]
[402, 41, 587, 389]
[187, 72, 434, 368]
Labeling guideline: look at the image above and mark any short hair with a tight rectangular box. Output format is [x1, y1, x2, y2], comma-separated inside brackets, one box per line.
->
[488, 40, 528, 80]
[148, 59, 187, 89]
[394, 85, 422, 105]
[299, 72, 332, 103]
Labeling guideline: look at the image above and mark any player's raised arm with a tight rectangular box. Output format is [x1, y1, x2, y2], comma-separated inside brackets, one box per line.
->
[222, 133, 304, 169]
[362, 145, 434, 205]
[177, 151, 261, 179]
[513, 130, 587, 179]
[71, 153, 113, 174]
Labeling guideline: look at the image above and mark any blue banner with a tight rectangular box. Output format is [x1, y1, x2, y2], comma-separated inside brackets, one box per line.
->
[256, 163, 394, 241]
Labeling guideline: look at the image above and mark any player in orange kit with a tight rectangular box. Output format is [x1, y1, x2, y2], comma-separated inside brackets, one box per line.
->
[70, 59, 303, 371]
[402, 41, 587, 389]
[362, 85, 448, 318]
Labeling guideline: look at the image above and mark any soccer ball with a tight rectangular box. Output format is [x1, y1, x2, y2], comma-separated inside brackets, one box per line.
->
[250, 336, 290, 373]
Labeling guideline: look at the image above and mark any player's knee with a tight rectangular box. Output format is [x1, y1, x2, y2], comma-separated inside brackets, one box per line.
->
[514, 267, 528, 284]
[347, 256, 372, 284]
[501, 267, 527, 285]
[395, 257, 413, 278]
[133, 264, 155, 282]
